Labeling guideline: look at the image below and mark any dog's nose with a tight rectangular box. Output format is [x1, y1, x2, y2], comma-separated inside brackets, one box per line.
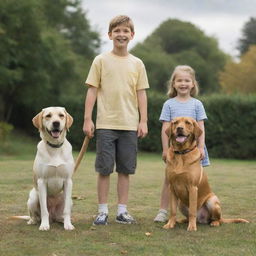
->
[52, 121, 60, 128]
[177, 126, 183, 133]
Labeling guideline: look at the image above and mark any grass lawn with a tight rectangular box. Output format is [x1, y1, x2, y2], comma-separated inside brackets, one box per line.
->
[0, 134, 255, 256]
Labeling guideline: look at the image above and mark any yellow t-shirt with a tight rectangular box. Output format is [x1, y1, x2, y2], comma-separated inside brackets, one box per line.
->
[85, 52, 149, 131]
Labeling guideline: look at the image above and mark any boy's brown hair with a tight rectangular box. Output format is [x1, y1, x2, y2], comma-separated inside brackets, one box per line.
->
[108, 15, 134, 33]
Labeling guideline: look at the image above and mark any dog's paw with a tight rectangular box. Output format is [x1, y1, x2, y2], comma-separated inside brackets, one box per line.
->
[187, 224, 197, 231]
[163, 220, 176, 229]
[64, 223, 75, 230]
[39, 223, 50, 231]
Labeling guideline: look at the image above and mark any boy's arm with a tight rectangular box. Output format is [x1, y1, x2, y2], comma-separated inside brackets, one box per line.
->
[137, 89, 148, 138]
[83, 86, 97, 138]
[197, 120, 205, 159]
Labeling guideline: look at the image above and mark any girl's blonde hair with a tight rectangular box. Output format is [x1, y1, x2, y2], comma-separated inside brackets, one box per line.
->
[108, 15, 134, 33]
[167, 65, 199, 98]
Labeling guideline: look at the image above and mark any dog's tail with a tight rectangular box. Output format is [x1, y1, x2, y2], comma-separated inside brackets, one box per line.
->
[220, 218, 249, 224]
[8, 216, 30, 221]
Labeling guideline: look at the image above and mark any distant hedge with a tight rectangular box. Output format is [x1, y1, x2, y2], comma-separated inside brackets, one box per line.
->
[63, 93, 256, 160]
[202, 94, 256, 159]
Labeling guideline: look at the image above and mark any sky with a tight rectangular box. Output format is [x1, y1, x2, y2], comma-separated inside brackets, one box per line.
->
[81, 0, 256, 57]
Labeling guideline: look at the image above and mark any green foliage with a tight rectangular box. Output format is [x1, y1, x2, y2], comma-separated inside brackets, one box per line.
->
[237, 17, 256, 55]
[0, 0, 100, 122]
[59, 93, 256, 159]
[219, 45, 256, 94]
[0, 122, 13, 143]
[132, 19, 228, 94]
[202, 94, 256, 159]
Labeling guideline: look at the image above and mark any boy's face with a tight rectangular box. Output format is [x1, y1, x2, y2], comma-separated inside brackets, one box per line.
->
[108, 24, 134, 49]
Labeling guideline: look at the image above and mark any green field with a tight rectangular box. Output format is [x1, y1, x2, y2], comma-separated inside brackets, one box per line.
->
[0, 135, 255, 256]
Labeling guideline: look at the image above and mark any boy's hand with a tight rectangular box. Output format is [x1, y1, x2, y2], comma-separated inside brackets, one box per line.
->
[137, 121, 148, 138]
[83, 119, 95, 138]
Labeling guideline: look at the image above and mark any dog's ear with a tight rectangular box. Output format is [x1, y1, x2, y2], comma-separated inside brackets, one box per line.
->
[32, 111, 43, 129]
[65, 111, 73, 130]
[193, 119, 202, 139]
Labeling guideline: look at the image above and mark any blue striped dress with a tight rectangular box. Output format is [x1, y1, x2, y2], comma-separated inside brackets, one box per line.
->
[159, 97, 210, 166]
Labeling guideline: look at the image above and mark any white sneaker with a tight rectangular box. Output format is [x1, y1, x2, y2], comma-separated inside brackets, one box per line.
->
[154, 209, 168, 222]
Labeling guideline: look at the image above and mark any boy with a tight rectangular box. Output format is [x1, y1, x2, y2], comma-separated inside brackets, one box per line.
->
[83, 15, 149, 225]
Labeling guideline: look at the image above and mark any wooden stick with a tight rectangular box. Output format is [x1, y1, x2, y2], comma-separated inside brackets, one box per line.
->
[73, 136, 90, 173]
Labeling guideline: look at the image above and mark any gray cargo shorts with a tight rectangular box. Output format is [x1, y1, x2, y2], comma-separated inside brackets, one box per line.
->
[95, 129, 138, 175]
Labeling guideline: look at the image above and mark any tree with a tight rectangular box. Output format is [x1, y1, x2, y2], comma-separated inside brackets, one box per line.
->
[237, 17, 256, 56]
[132, 19, 228, 94]
[219, 45, 256, 94]
[0, 0, 100, 123]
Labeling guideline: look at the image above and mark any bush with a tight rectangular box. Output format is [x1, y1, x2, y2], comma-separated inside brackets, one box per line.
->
[0, 122, 13, 143]
[64, 93, 256, 159]
[14, 92, 255, 160]
[202, 94, 256, 159]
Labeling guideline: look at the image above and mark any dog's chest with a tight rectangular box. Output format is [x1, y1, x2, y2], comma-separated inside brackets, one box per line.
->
[34, 143, 74, 194]
[37, 163, 73, 195]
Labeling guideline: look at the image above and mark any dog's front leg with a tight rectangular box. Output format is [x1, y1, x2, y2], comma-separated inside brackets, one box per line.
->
[37, 179, 50, 231]
[187, 186, 198, 231]
[163, 188, 177, 229]
[63, 178, 74, 230]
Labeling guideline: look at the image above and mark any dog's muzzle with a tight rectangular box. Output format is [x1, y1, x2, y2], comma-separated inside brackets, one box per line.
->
[47, 122, 62, 138]
[175, 127, 189, 143]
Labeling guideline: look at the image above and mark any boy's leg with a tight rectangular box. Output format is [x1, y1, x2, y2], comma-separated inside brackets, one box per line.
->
[115, 131, 137, 224]
[117, 173, 129, 205]
[94, 129, 116, 225]
[98, 174, 110, 204]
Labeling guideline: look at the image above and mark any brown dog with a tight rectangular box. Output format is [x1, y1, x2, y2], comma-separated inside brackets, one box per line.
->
[163, 117, 249, 231]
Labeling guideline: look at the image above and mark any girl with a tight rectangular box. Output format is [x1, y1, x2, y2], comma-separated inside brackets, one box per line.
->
[154, 65, 210, 222]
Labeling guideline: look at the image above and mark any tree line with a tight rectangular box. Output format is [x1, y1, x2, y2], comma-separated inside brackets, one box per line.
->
[1, 0, 256, 129]
[0, 0, 100, 123]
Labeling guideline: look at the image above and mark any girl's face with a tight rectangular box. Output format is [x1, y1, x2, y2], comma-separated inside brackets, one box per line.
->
[173, 71, 194, 96]
[108, 24, 134, 50]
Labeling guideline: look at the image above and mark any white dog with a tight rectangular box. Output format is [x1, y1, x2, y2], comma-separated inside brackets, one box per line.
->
[27, 106, 75, 231]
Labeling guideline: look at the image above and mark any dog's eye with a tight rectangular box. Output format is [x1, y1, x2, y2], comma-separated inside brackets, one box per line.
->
[59, 114, 65, 118]
[45, 114, 52, 118]
[185, 121, 191, 125]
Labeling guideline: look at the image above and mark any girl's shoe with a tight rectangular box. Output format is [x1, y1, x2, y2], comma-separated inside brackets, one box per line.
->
[154, 209, 168, 222]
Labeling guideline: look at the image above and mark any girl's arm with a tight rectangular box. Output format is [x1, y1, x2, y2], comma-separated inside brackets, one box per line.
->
[161, 121, 171, 162]
[137, 89, 148, 138]
[197, 120, 205, 159]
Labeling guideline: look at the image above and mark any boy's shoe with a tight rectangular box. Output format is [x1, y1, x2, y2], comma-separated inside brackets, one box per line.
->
[154, 209, 168, 222]
[116, 212, 136, 224]
[93, 212, 108, 225]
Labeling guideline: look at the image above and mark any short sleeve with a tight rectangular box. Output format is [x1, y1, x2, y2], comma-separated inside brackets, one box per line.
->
[196, 100, 207, 121]
[136, 62, 149, 90]
[159, 101, 172, 122]
[85, 56, 101, 88]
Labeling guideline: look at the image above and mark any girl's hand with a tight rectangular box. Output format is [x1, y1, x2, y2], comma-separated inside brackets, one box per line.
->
[162, 150, 167, 163]
[198, 147, 205, 160]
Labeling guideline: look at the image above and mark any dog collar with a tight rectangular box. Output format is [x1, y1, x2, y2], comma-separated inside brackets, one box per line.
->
[174, 145, 197, 155]
[47, 141, 64, 148]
